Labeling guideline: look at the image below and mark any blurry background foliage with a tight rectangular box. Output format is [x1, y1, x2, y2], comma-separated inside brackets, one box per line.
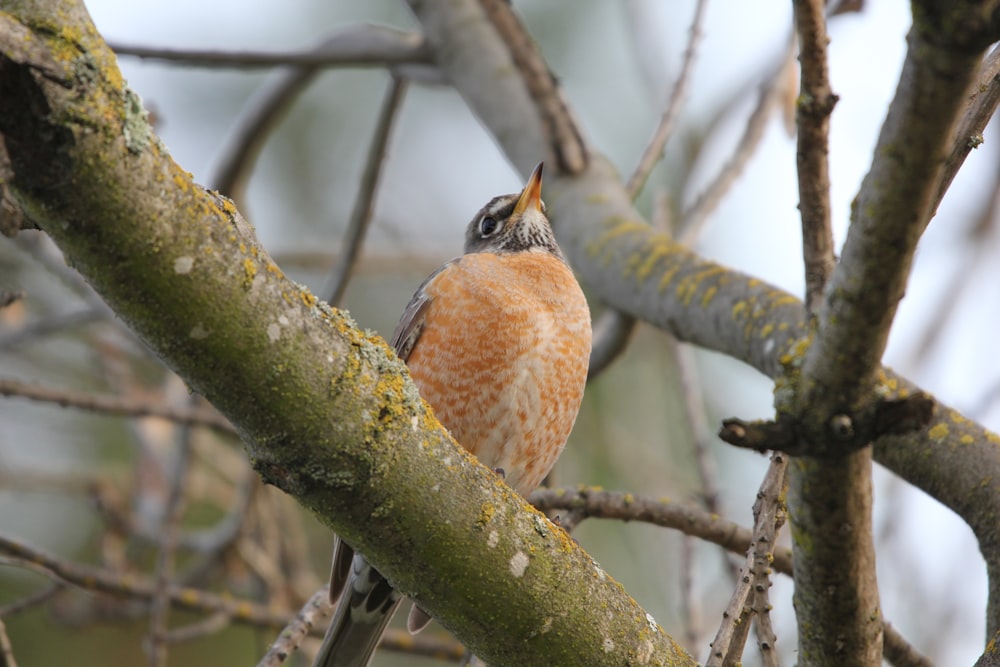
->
[1, 1, 996, 665]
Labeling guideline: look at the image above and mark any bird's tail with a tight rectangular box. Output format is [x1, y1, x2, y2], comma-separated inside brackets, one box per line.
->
[313, 552, 404, 667]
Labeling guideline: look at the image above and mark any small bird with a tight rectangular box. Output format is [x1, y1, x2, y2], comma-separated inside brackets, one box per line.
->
[313, 163, 592, 667]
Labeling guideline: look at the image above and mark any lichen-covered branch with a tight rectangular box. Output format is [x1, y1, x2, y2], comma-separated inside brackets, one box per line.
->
[0, 5, 693, 665]
[406, 0, 1000, 638]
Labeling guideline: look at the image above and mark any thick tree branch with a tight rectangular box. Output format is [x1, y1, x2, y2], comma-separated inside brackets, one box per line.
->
[0, 5, 692, 665]
[786, 4, 1000, 661]
[405, 0, 1000, 638]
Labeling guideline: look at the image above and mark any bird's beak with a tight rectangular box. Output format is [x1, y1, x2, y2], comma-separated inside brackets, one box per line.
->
[513, 162, 544, 216]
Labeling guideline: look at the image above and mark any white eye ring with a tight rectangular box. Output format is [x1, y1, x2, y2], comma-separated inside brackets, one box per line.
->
[479, 216, 502, 236]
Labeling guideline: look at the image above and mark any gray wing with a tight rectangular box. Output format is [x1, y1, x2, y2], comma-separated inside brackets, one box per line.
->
[389, 258, 458, 362]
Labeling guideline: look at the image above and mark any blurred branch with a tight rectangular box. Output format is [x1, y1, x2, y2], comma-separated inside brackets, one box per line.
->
[590, 1, 710, 381]
[323, 76, 408, 306]
[478, 0, 587, 174]
[0, 377, 236, 434]
[586, 309, 636, 379]
[0, 535, 461, 660]
[207, 28, 429, 203]
[0, 619, 17, 667]
[935, 43, 1000, 215]
[145, 415, 194, 667]
[0, 307, 104, 350]
[793, 0, 838, 313]
[678, 34, 797, 242]
[257, 590, 328, 667]
[883, 624, 934, 667]
[108, 25, 431, 69]
[0, 583, 62, 617]
[0, 6, 691, 662]
[626, 0, 708, 198]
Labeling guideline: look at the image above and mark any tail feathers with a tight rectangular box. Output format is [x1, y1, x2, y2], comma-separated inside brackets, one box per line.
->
[313, 553, 403, 667]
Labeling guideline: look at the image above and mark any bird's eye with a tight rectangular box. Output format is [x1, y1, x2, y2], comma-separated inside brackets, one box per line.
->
[479, 216, 500, 236]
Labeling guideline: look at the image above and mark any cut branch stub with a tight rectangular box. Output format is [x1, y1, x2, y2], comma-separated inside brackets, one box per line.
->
[720, 391, 934, 458]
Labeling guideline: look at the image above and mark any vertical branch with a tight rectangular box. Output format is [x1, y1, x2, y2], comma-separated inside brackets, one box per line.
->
[145, 416, 194, 666]
[706, 454, 788, 667]
[626, 0, 709, 199]
[323, 75, 408, 306]
[793, 0, 838, 314]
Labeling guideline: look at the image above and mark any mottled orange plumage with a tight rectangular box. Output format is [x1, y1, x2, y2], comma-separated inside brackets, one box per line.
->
[314, 163, 591, 667]
[409, 251, 590, 495]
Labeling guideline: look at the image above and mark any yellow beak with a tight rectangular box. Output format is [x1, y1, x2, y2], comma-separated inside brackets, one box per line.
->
[512, 162, 544, 216]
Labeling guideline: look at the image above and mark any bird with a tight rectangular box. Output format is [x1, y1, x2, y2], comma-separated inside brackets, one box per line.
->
[313, 162, 592, 667]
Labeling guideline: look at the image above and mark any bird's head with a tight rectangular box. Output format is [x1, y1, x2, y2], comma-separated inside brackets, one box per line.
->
[464, 162, 563, 259]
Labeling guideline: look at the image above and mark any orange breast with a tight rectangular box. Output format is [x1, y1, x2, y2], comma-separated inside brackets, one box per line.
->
[405, 252, 591, 496]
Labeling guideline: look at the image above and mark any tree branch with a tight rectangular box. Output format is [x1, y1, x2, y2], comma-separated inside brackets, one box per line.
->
[0, 5, 693, 665]
[404, 0, 1000, 639]
[108, 24, 431, 69]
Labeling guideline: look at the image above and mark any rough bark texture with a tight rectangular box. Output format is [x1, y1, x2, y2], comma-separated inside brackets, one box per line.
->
[0, 4, 694, 665]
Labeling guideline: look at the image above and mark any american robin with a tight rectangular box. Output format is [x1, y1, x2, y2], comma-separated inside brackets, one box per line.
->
[313, 163, 592, 667]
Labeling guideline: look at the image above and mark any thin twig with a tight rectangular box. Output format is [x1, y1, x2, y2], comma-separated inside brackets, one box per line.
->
[0, 583, 62, 617]
[705, 454, 788, 667]
[478, 0, 587, 174]
[323, 76, 408, 306]
[0, 308, 104, 350]
[0, 618, 17, 667]
[626, 0, 709, 198]
[0, 377, 235, 433]
[0, 537, 462, 658]
[883, 623, 934, 667]
[145, 412, 195, 667]
[679, 536, 701, 655]
[669, 340, 741, 586]
[163, 612, 232, 643]
[793, 0, 838, 313]
[108, 25, 430, 69]
[679, 33, 797, 241]
[256, 589, 328, 667]
[934, 43, 1000, 215]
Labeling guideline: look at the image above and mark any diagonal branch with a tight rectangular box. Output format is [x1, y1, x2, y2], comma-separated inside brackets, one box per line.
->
[0, 6, 693, 664]
[404, 0, 1000, 639]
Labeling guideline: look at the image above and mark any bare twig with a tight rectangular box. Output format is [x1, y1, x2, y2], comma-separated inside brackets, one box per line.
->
[163, 612, 232, 644]
[793, 0, 838, 313]
[146, 414, 194, 667]
[935, 43, 1000, 215]
[0, 618, 17, 667]
[0, 536, 461, 658]
[679, 34, 797, 241]
[706, 454, 787, 667]
[0, 377, 235, 433]
[626, 0, 709, 198]
[0, 583, 62, 617]
[256, 590, 328, 667]
[478, 0, 587, 174]
[108, 25, 430, 69]
[0, 308, 104, 350]
[679, 536, 702, 656]
[883, 623, 934, 667]
[323, 76, 408, 306]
